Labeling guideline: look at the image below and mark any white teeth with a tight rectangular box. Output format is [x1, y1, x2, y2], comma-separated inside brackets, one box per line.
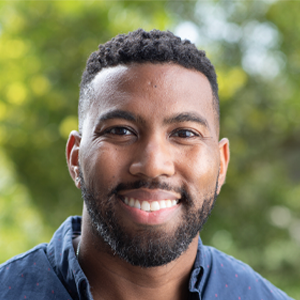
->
[166, 200, 172, 208]
[141, 201, 151, 212]
[123, 197, 178, 212]
[150, 201, 160, 211]
[134, 199, 140, 209]
[160, 200, 166, 209]
[129, 198, 135, 207]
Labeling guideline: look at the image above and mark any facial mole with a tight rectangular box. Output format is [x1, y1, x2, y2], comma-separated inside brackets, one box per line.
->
[147, 81, 157, 88]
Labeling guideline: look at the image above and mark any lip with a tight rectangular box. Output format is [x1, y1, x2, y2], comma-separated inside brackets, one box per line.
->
[119, 197, 181, 225]
[118, 188, 181, 202]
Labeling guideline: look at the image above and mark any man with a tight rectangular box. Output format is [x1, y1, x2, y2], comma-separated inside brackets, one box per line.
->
[0, 29, 293, 300]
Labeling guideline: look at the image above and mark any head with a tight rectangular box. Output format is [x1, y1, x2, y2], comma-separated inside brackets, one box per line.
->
[66, 29, 229, 268]
[78, 28, 220, 135]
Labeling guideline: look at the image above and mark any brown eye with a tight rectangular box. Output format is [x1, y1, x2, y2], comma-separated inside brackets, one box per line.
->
[107, 127, 132, 136]
[172, 130, 198, 138]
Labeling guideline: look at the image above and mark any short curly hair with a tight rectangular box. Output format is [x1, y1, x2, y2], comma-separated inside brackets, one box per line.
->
[79, 29, 219, 133]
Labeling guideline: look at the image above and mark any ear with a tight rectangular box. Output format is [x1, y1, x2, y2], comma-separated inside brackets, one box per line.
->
[66, 130, 82, 188]
[217, 138, 230, 194]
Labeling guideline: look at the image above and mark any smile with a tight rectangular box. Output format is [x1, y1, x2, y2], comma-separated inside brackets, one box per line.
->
[122, 197, 179, 212]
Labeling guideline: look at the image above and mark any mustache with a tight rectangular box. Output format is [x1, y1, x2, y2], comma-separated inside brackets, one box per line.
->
[78, 163, 193, 206]
[108, 180, 192, 205]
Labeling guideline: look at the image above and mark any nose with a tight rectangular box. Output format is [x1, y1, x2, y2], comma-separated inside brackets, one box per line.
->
[129, 135, 175, 179]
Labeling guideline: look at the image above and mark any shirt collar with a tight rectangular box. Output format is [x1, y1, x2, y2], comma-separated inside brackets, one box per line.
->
[47, 216, 91, 300]
[188, 237, 204, 298]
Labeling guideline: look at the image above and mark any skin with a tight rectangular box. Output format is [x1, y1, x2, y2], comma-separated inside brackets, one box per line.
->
[66, 63, 230, 300]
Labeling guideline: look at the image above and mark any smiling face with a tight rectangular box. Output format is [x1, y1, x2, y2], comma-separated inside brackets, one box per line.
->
[67, 63, 229, 267]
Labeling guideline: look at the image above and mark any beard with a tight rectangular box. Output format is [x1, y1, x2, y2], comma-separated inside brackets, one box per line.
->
[80, 169, 218, 268]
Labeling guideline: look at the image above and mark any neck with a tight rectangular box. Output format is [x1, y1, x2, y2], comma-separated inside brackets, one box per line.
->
[76, 207, 199, 300]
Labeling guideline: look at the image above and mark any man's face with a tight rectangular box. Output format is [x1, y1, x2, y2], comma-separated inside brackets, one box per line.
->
[68, 63, 229, 267]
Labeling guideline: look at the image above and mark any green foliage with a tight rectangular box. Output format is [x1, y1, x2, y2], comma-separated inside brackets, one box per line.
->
[0, 1, 299, 298]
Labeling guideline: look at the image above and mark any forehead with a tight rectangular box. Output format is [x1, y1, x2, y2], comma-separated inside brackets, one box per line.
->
[86, 63, 217, 136]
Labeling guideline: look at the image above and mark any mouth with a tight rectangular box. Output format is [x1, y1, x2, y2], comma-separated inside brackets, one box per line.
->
[120, 196, 180, 212]
[117, 191, 182, 225]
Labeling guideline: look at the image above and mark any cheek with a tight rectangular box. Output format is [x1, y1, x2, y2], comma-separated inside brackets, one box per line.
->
[178, 145, 219, 192]
[80, 143, 127, 191]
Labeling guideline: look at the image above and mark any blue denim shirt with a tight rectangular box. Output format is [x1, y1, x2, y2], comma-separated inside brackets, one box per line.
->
[0, 216, 293, 300]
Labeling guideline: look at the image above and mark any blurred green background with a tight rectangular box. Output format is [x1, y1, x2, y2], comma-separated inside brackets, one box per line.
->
[0, 1, 299, 298]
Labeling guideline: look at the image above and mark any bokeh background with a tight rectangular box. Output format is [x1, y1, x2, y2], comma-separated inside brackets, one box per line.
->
[0, 1, 299, 298]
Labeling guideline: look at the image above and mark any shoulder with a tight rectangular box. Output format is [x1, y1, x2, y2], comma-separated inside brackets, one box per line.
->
[0, 216, 81, 299]
[0, 243, 48, 273]
[0, 244, 72, 299]
[199, 245, 294, 300]
[0, 244, 52, 298]
[0, 217, 80, 299]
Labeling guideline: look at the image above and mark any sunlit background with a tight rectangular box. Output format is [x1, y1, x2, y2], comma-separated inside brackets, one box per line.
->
[0, 1, 299, 298]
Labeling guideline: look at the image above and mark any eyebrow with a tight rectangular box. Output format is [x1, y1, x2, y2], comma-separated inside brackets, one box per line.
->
[96, 109, 145, 125]
[164, 112, 209, 128]
[96, 110, 209, 129]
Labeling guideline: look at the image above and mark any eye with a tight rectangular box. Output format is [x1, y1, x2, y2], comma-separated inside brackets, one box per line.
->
[106, 127, 133, 136]
[172, 129, 199, 138]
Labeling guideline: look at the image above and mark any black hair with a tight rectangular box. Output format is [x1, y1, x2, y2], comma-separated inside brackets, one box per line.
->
[79, 29, 219, 133]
